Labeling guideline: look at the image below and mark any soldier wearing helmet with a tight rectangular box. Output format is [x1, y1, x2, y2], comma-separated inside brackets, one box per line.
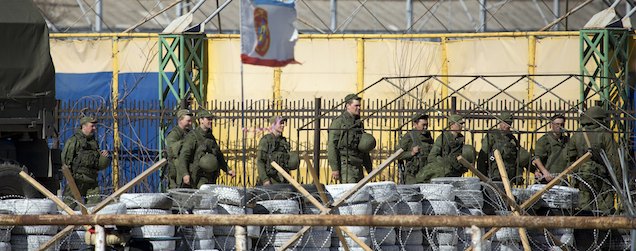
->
[566, 106, 619, 213]
[61, 116, 110, 207]
[396, 113, 433, 184]
[177, 110, 235, 188]
[328, 94, 374, 183]
[257, 116, 299, 185]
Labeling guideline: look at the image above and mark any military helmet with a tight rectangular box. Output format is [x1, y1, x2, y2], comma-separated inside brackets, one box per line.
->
[199, 153, 218, 172]
[581, 106, 607, 125]
[499, 112, 513, 124]
[98, 155, 110, 170]
[461, 144, 476, 163]
[288, 152, 300, 170]
[448, 114, 464, 126]
[358, 133, 377, 153]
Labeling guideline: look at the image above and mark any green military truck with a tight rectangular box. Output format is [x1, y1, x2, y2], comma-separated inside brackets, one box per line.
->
[0, 0, 60, 197]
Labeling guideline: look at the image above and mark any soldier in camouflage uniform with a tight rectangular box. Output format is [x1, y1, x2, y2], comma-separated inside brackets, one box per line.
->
[396, 113, 433, 184]
[257, 116, 296, 185]
[62, 116, 110, 206]
[418, 114, 466, 182]
[477, 112, 524, 184]
[164, 109, 193, 189]
[177, 110, 235, 188]
[566, 106, 619, 213]
[532, 114, 569, 183]
[328, 94, 373, 183]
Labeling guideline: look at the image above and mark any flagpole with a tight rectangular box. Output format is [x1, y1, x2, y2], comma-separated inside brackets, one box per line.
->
[239, 0, 248, 250]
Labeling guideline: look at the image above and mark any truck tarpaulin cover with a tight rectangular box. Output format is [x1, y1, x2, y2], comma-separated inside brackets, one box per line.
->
[0, 0, 55, 99]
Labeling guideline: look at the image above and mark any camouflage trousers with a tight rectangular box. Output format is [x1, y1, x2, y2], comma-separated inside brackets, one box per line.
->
[575, 163, 614, 213]
[63, 181, 101, 209]
[339, 163, 364, 183]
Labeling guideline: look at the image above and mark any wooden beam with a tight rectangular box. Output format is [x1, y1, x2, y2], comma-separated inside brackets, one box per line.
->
[91, 159, 167, 212]
[19, 171, 75, 216]
[62, 165, 89, 215]
[272, 162, 370, 251]
[493, 150, 531, 251]
[476, 152, 592, 244]
[2, 214, 635, 229]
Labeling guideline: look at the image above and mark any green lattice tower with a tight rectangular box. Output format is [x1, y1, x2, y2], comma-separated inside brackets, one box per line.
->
[158, 33, 206, 189]
[580, 28, 630, 145]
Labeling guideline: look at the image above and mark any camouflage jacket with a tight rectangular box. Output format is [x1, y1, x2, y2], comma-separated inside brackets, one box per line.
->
[397, 129, 434, 175]
[534, 132, 569, 173]
[177, 127, 229, 179]
[327, 111, 372, 172]
[61, 130, 100, 180]
[428, 131, 465, 173]
[257, 133, 291, 182]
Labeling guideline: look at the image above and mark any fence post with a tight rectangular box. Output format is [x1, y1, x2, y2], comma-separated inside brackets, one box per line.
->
[313, 97, 322, 180]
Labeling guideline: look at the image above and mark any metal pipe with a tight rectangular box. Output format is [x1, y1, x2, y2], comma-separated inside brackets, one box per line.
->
[95, 0, 102, 32]
[95, 225, 105, 251]
[49, 31, 581, 39]
[553, 0, 560, 30]
[406, 0, 413, 31]
[313, 97, 321, 178]
[330, 0, 337, 32]
[479, 0, 487, 32]
[4, 215, 636, 229]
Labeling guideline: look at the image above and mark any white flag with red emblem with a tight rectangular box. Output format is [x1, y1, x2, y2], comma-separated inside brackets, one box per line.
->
[241, 0, 298, 67]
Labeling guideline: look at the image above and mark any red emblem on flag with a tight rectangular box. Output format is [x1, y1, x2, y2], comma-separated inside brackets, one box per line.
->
[253, 8, 270, 56]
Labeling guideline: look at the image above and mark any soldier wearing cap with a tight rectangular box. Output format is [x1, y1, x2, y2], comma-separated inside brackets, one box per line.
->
[164, 109, 193, 189]
[532, 114, 570, 183]
[61, 116, 110, 207]
[257, 116, 299, 185]
[477, 112, 524, 184]
[417, 114, 467, 182]
[328, 94, 373, 183]
[566, 106, 619, 213]
[177, 110, 235, 188]
[396, 113, 434, 184]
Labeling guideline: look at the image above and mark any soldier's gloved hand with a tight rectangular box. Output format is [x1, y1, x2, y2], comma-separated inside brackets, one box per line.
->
[183, 175, 191, 185]
[263, 179, 271, 186]
[100, 150, 109, 157]
[331, 170, 340, 180]
[411, 146, 420, 156]
[227, 169, 236, 177]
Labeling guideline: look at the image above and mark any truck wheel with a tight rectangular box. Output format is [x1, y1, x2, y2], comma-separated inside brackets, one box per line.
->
[0, 164, 40, 198]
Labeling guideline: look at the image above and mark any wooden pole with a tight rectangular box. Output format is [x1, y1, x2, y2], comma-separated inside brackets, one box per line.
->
[19, 171, 76, 216]
[276, 150, 402, 250]
[39, 159, 167, 249]
[91, 159, 167, 212]
[475, 152, 592, 245]
[3, 214, 635, 229]
[61, 165, 89, 215]
[331, 149, 403, 207]
[304, 154, 351, 251]
[271, 162, 370, 251]
[456, 156, 522, 213]
[457, 156, 567, 250]
[493, 150, 532, 251]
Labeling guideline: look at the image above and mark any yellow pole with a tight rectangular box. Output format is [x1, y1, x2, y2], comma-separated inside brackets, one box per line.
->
[273, 68, 282, 108]
[441, 36, 449, 99]
[356, 38, 365, 95]
[527, 36, 537, 174]
[111, 37, 120, 190]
